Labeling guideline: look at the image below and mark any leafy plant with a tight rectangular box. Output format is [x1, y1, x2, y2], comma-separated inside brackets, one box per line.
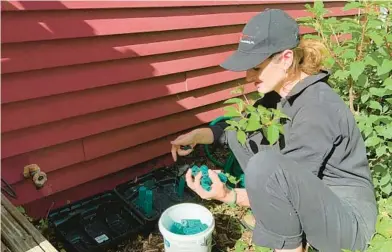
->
[221, 1, 391, 251]
[297, 0, 392, 199]
[235, 240, 272, 252]
[223, 86, 289, 146]
[366, 197, 392, 251]
[294, 0, 392, 251]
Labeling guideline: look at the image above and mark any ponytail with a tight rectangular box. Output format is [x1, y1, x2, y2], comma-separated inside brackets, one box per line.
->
[286, 38, 328, 82]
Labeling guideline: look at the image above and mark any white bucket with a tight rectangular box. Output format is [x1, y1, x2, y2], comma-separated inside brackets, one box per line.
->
[158, 203, 215, 252]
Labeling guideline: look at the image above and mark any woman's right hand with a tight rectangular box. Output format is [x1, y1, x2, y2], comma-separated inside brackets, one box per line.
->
[170, 131, 198, 161]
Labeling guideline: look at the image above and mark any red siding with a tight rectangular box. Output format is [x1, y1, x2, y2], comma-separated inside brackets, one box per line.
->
[1, 0, 354, 218]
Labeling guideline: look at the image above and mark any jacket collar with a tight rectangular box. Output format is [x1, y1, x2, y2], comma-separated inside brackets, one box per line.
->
[285, 70, 331, 100]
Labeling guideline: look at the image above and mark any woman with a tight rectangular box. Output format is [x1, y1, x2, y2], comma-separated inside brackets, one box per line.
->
[170, 9, 377, 252]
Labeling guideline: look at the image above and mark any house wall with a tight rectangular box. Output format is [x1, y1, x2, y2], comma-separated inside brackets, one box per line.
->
[1, 0, 353, 218]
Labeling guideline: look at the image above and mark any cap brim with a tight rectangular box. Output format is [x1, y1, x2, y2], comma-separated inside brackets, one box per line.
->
[220, 50, 272, 72]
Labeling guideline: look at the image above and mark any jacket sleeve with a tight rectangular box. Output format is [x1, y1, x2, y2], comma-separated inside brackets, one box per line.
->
[280, 105, 340, 177]
[208, 121, 229, 145]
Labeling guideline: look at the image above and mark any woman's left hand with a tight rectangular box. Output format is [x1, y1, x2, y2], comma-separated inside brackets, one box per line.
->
[185, 169, 231, 201]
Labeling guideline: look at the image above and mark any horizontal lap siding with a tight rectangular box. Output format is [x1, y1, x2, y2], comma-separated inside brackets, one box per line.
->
[1, 0, 353, 217]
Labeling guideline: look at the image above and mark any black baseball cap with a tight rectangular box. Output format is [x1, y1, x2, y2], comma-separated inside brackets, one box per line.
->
[220, 9, 300, 72]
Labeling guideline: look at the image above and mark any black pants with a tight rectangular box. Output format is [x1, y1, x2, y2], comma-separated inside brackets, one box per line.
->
[222, 130, 377, 252]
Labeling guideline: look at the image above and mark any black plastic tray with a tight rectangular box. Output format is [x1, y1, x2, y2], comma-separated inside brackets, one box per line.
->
[115, 169, 198, 223]
[48, 191, 146, 252]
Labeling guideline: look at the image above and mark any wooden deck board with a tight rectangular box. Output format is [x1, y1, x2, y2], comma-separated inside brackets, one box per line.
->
[1, 240, 12, 252]
[1, 194, 58, 252]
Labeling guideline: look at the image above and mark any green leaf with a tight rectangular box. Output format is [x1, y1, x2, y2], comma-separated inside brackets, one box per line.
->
[363, 127, 373, 138]
[226, 120, 240, 127]
[324, 57, 336, 68]
[369, 101, 383, 111]
[373, 164, 386, 174]
[361, 93, 370, 103]
[365, 136, 381, 147]
[303, 34, 323, 40]
[246, 105, 256, 112]
[384, 78, 392, 90]
[350, 62, 365, 81]
[343, 1, 362, 11]
[380, 173, 391, 186]
[334, 70, 350, 80]
[234, 240, 248, 252]
[249, 112, 260, 120]
[383, 104, 390, 114]
[246, 118, 262, 131]
[228, 177, 239, 185]
[364, 54, 382, 67]
[377, 59, 392, 76]
[382, 125, 392, 139]
[373, 178, 379, 187]
[381, 183, 392, 195]
[224, 98, 244, 104]
[337, 21, 356, 33]
[224, 106, 241, 117]
[387, 34, 392, 43]
[231, 86, 245, 95]
[296, 16, 313, 23]
[324, 17, 338, 25]
[367, 19, 384, 30]
[271, 108, 290, 120]
[375, 126, 388, 137]
[377, 47, 390, 58]
[357, 74, 369, 87]
[254, 246, 272, 252]
[260, 117, 270, 126]
[225, 125, 237, 131]
[377, 116, 391, 125]
[257, 105, 269, 115]
[237, 130, 246, 146]
[313, 0, 328, 16]
[258, 92, 265, 99]
[369, 87, 387, 97]
[266, 124, 280, 145]
[368, 31, 384, 46]
[239, 118, 247, 128]
[341, 49, 356, 60]
[366, 115, 379, 125]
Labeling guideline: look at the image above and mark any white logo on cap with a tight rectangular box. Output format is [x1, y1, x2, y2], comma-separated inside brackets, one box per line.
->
[240, 33, 255, 45]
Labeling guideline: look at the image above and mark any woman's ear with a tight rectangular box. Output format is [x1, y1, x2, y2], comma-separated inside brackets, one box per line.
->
[281, 50, 294, 71]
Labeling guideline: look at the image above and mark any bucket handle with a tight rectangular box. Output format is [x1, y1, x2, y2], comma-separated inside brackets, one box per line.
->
[199, 236, 214, 247]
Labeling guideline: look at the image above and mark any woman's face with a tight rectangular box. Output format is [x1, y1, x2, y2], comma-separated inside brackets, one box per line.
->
[246, 50, 293, 94]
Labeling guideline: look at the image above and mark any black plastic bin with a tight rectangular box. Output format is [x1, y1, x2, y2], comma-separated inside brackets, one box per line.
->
[115, 167, 199, 224]
[48, 191, 146, 252]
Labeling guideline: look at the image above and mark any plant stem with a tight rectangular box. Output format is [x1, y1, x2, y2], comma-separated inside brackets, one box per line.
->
[329, 24, 341, 47]
[357, 5, 368, 61]
[242, 93, 250, 105]
[383, 7, 392, 57]
[348, 77, 355, 113]
[316, 19, 345, 70]
[385, 40, 392, 57]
